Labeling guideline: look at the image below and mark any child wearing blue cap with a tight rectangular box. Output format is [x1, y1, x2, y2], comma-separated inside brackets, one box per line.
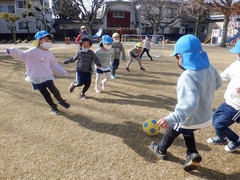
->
[94, 35, 114, 93]
[149, 34, 222, 171]
[6, 30, 70, 115]
[207, 39, 240, 152]
[140, 34, 153, 61]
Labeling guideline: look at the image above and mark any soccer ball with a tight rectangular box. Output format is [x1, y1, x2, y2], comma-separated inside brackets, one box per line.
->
[143, 118, 159, 136]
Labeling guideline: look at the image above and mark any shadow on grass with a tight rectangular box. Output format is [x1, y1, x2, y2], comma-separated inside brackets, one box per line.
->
[190, 166, 240, 180]
[91, 91, 177, 111]
[61, 111, 160, 162]
[164, 153, 240, 179]
[61, 111, 212, 164]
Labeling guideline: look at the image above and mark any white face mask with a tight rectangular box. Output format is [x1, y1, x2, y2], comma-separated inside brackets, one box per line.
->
[113, 39, 119, 43]
[104, 45, 112, 50]
[81, 48, 89, 53]
[41, 42, 52, 50]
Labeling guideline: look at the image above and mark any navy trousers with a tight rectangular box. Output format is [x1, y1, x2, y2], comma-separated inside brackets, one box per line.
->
[212, 102, 240, 142]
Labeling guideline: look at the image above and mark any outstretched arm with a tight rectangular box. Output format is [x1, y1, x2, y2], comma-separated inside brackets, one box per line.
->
[6, 48, 28, 62]
[64, 52, 80, 64]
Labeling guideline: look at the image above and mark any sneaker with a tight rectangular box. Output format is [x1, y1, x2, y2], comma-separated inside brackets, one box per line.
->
[69, 82, 75, 93]
[79, 93, 87, 99]
[224, 141, 240, 152]
[140, 67, 145, 71]
[95, 89, 101, 93]
[183, 153, 202, 172]
[149, 142, 167, 160]
[101, 81, 106, 91]
[111, 75, 116, 79]
[51, 105, 60, 115]
[58, 100, 70, 109]
[126, 67, 130, 72]
[207, 136, 227, 145]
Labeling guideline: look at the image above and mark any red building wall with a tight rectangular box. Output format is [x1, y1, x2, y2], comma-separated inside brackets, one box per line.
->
[107, 11, 131, 28]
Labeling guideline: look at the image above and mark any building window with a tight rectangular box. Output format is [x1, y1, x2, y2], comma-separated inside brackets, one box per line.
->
[0, 5, 15, 13]
[166, 8, 177, 18]
[113, 11, 125, 18]
[17, 0, 27, 9]
[18, 21, 28, 30]
[169, 27, 179, 34]
[186, 27, 194, 34]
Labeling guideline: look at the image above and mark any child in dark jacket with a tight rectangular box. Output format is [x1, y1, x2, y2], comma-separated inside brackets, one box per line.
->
[64, 38, 101, 99]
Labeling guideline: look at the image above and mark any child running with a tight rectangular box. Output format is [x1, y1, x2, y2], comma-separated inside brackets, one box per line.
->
[149, 34, 222, 171]
[207, 39, 240, 152]
[140, 34, 153, 61]
[126, 42, 145, 72]
[6, 30, 70, 115]
[111, 32, 126, 79]
[94, 35, 114, 93]
[64, 37, 101, 99]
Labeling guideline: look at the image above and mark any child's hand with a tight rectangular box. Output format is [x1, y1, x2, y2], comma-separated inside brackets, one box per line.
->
[6, 49, 10, 54]
[157, 118, 170, 130]
[236, 88, 240, 94]
[63, 60, 69, 64]
[96, 63, 101, 68]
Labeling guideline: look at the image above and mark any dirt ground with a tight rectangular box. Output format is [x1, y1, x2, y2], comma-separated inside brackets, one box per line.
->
[0, 41, 239, 180]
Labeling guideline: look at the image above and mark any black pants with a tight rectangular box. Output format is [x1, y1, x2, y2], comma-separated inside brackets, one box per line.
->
[158, 124, 198, 155]
[73, 81, 91, 95]
[140, 48, 153, 60]
[74, 71, 92, 95]
[34, 80, 63, 108]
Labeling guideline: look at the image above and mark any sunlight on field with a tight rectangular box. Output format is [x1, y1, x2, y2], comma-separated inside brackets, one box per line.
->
[0, 42, 239, 179]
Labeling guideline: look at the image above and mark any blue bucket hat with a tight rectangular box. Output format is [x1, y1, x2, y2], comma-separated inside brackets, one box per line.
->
[34, 30, 51, 40]
[230, 39, 240, 54]
[99, 35, 113, 46]
[170, 34, 210, 71]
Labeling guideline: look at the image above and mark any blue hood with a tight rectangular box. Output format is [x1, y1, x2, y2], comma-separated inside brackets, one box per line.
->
[230, 39, 240, 54]
[170, 34, 210, 71]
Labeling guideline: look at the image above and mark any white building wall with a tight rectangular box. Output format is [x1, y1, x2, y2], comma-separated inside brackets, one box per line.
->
[0, 0, 52, 34]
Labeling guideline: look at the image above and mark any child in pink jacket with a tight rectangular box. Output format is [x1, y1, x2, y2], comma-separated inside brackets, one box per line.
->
[6, 30, 70, 115]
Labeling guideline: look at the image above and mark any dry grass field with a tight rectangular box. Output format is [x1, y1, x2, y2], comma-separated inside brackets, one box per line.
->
[0, 41, 239, 180]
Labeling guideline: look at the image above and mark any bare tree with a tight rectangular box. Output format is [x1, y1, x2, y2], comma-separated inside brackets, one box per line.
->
[52, 0, 111, 36]
[180, 0, 210, 37]
[52, 0, 80, 19]
[22, 0, 52, 31]
[206, 0, 240, 47]
[0, 12, 20, 44]
[134, 0, 182, 34]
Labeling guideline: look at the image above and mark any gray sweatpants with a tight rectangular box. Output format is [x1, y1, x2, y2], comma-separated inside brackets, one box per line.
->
[126, 56, 142, 68]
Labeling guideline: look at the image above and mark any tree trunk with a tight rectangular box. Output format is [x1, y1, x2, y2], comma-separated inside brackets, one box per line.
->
[220, 16, 230, 47]
[195, 20, 200, 37]
[13, 25, 16, 44]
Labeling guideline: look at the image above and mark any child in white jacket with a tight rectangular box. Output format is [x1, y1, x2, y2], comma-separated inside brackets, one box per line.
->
[207, 39, 240, 152]
[6, 30, 70, 115]
[140, 34, 153, 61]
